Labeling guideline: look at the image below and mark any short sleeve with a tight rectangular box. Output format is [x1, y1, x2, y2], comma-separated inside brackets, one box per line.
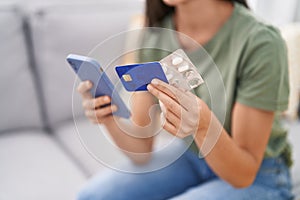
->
[236, 28, 289, 112]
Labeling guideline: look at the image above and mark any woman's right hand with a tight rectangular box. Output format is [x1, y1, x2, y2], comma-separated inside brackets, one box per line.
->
[77, 81, 118, 124]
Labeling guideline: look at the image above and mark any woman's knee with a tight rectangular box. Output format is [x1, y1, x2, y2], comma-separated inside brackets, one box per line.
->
[76, 170, 123, 200]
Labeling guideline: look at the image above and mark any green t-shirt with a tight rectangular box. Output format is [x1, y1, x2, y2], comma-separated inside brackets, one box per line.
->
[137, 2, 291, 166]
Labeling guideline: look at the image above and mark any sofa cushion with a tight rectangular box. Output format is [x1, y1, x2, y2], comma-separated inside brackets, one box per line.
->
[54, 117, 190, 176]
[0, 130, 86, 200]
[0, 3, 43, 133]
[280, 24, 300, 120]
[288, 121, 300, 198]
[27, 0, 144, 127]
[54, 118, 127, 177]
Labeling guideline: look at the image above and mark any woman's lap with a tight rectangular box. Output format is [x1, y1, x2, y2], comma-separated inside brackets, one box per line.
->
[172, 156, 293, 200]
[78, 146, 293, 200]
[171, 178, 291, 200]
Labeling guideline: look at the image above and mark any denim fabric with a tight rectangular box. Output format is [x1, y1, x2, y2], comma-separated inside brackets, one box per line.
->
[78, 148, 293, 200]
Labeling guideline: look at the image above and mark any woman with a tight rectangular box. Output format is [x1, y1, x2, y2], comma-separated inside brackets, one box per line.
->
[77, 0, 293, 199]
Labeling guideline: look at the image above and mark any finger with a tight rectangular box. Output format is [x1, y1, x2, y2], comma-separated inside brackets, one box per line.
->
[165, 109, 181, 129]
[77, 81, 92, 93]
[96, 104, 118, 117]
[147, 84, 183, 117]
[77, 81, 93, 98]
[163, 120, 177, 136]
[159, 100, 167, 114]
[82, 96, 111, 109]
[151, 79, 189, 103]
[85, 104, 117, 119]
[149, 79, 179, 102]
[94, 96, 111, 108]
[149, 79, 191, 111]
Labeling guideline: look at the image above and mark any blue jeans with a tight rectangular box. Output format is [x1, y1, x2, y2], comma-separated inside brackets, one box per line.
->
[78, 144, 293, 200]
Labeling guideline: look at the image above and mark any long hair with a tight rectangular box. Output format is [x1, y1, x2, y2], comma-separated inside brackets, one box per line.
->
[145, 0, 249, 27]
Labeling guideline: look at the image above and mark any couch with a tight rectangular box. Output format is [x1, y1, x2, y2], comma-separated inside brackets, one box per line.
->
[0, 0, 299, 199]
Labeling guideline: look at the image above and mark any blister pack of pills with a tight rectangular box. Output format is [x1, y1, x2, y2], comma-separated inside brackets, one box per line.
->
[159, 49, 204, 91]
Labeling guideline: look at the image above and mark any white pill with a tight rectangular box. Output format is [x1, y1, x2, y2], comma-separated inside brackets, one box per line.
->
[184, 69, 195, 79]
[166, 73, 174, 80]
[178, 64, 190, 72]
[162, 65, 168, 72]
[170, 78, 180, 87]
[188, 78, 202, 89]
[172, 56, 183, 65]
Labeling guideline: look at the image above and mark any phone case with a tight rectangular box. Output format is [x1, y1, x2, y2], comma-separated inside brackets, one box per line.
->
[66, 54, 131, 119]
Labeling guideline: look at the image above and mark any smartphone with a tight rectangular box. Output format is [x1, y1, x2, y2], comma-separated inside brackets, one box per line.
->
[66, 54, 131, 119]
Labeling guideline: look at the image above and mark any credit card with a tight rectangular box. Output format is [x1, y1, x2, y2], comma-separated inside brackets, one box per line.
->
[115, 62, 168, 92]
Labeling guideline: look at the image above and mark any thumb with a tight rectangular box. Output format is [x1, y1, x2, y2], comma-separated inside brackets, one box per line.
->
[159, 100, 167, 115]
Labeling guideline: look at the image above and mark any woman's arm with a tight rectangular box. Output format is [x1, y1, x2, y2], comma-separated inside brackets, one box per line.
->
[78, 81, 158, 164]
[148, 79, 274, 188]
[196, 102, 274, 188]
[104, 92, 160, 164]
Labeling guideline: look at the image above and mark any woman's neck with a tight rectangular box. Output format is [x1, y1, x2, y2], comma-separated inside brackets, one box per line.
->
[174, 0, 234, 46]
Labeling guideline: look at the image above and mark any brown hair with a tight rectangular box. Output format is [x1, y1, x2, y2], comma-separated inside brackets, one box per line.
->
[145, 0, 249, 27]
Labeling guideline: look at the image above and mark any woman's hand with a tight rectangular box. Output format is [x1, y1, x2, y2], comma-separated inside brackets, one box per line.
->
[77, 81, 118, 124]
[147, 79, 210, 138]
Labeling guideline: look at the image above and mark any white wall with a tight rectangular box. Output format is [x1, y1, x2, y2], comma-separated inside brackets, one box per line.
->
[249, 0, 300, 26]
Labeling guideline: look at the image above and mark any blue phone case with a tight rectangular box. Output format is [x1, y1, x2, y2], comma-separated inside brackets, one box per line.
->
[66, 54, 131, 119]
[115, 62, 168, 92]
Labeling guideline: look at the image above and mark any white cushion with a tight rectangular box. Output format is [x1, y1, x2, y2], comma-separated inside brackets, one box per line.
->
[0, 131, 86, 200]
[54, 118, 127, 176]
[280, 24, 300, 120]
[288, 121, 300, 198]
[0, 4, 43, 132]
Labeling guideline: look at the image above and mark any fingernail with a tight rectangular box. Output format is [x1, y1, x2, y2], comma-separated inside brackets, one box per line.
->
[104, 96, 110, 102]
[112, 105, 118, 112]
[151, 79, 159, 85]
[147, 84, 153, 91]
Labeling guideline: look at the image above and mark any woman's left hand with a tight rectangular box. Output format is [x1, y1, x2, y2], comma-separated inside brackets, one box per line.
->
[147, 79, 209, 138]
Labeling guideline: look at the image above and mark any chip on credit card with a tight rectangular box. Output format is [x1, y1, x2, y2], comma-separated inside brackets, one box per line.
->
[115, 62, 168, 92]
